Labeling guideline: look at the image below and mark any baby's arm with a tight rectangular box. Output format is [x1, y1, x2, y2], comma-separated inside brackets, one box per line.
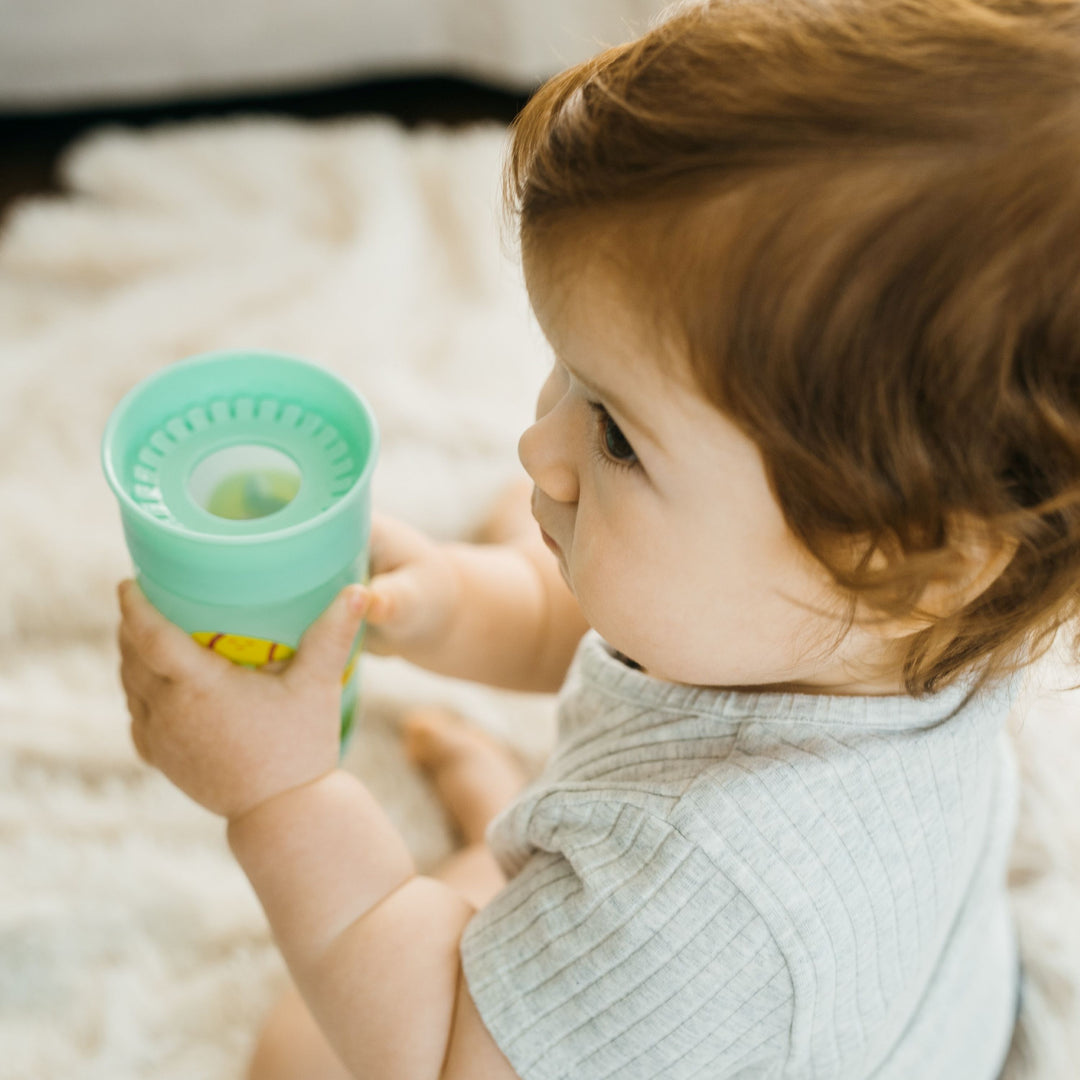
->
[359, 512, 588, 693]
[117, 581, 519, 1079]
[228, 773, 519, 1079]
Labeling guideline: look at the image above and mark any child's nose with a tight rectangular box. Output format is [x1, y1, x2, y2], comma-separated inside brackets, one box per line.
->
[518, 414, 579, 504]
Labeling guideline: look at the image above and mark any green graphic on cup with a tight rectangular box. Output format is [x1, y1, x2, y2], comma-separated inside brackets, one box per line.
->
[101, 349, 379, 749]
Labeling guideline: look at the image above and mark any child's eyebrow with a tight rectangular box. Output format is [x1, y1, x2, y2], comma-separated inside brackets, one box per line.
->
[564, 362, 662, 450]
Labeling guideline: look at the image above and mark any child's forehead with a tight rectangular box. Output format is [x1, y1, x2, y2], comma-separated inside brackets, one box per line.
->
[522, 202, 737, 393]
[522, 204, 694, 327]
[523, 231, 680, 375]
[523, 234, 625, 324]
[520, 188, 759, 360]
[522, 228, 721, 445]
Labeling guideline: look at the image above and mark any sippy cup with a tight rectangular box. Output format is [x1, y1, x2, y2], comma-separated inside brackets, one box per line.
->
[101, 348, 379, 749]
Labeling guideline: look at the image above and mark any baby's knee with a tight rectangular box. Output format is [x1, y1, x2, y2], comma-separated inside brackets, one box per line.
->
[247, 986, 353, 1080]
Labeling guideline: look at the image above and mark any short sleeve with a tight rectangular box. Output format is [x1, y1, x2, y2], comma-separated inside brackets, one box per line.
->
[460, 798, 793, 1080]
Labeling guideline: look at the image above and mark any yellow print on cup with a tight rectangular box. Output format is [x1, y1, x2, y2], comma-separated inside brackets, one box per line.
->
[192, 631, 360, 686]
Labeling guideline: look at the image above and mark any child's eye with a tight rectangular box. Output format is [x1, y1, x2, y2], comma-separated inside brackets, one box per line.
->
[589, 403, 638, 467]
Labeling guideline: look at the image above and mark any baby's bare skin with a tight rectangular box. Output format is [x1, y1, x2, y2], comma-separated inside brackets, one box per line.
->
[405, 707, 530, 846]
[246, 486, 535, 1080]
[247, 709, 528, 1080]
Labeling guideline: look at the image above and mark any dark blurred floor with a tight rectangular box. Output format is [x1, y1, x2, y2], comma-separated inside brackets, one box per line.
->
[0, 75, 529, 219]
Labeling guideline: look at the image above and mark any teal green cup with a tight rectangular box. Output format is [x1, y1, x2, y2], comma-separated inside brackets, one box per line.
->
[101, 348, 379, 748]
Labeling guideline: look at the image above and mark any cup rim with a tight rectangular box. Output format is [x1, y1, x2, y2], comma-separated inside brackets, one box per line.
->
[101, 348, 379, 547]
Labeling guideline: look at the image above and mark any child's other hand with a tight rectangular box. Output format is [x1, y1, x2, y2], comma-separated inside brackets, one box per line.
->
[116, 579, 365, 821]
[351, 513, 461, 664]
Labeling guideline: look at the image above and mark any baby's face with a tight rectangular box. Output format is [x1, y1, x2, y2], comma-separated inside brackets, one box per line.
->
[519, 244, 903, 693]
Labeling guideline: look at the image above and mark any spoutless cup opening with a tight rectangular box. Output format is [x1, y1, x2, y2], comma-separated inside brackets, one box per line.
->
[101, 348, 379, 749]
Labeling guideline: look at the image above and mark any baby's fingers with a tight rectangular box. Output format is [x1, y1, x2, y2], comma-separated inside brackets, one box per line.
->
[359, 515, 458, 658]
[117, 580, 217, 681]
[352, 570, 421, 636]
[367, 513, 437, 577]
[118, 635, 162, 703]
[117, 634, 160, 764]
[130, 711, 153, 765]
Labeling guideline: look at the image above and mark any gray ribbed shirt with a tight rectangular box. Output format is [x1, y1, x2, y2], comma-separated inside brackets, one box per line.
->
[460, 631, 1020, 1079]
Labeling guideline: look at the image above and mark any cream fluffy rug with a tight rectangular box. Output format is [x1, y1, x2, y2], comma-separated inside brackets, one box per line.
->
[0, 116, 1077, 1079]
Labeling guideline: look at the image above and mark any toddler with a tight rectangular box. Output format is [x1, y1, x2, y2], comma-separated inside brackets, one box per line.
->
[116, 1, 1080, 1077]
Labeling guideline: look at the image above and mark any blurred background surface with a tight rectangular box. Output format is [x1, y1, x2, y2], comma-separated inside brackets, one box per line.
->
[0, 0, 672, 215]
[0, 76, 526, 216]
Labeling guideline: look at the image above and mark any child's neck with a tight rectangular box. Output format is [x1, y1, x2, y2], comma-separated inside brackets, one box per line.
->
[628, 640, 912, 697]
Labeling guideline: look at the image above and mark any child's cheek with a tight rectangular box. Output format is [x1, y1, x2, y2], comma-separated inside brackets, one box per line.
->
[575, 543, 642, 637]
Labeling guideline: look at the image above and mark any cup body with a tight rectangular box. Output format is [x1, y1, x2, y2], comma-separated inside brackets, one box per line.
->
[101, 348, 379, 747]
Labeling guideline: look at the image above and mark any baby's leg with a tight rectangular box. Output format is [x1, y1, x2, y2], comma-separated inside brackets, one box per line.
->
[246, 707, 528, 1080]
[245, 988, 352, 1080]
[401, 705, 529, 907]
[417, 475, 535, 905]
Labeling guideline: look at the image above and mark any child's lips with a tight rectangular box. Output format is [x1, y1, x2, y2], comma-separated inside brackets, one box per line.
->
[539, 526, 561, 555]
[530, 491, 563, 556]
[537, 523, 572, 587]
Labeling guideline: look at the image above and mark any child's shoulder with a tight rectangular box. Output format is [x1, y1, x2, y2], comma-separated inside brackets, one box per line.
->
[549, 632, 1019, 869]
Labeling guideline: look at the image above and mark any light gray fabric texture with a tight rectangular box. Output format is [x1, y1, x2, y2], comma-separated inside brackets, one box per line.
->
[460, 631, 1021, 1080]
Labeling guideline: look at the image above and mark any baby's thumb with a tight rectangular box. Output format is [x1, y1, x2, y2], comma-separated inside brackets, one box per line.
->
[355, 568, 422, 635]
[289, 585, 368, 688]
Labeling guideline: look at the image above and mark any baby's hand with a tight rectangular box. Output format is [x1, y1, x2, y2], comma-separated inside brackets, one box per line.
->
[116, 579, 365, 820]
[351, 513, 462, 665]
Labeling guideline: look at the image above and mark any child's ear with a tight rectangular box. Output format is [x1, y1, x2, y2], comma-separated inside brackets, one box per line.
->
[919, 512, 1019, 621]
[858, 513, 1018, 640]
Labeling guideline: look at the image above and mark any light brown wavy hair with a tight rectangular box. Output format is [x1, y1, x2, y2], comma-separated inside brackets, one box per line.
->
[506, 0, 1080, 695]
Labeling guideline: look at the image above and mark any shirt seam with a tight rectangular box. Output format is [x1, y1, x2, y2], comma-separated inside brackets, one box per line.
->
[580, 677, 962, 732]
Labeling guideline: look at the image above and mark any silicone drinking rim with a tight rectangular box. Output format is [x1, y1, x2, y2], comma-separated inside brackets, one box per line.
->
[101, 350, 379, 547]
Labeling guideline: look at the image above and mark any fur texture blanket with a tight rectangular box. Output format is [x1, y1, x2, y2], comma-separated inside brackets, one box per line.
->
[0, 116, 1077, 1079]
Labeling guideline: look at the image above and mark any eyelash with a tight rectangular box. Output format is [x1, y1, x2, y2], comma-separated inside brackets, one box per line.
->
[587, 402, 638, 469]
